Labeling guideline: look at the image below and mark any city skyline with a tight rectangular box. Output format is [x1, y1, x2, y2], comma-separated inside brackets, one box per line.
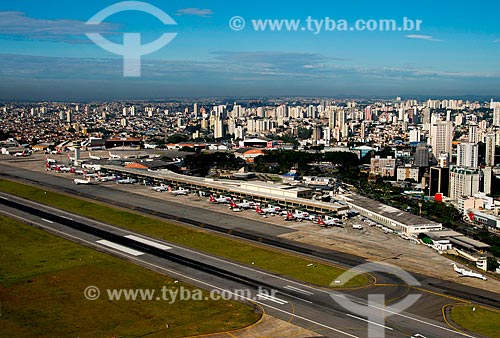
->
[0, 1, 499, 100]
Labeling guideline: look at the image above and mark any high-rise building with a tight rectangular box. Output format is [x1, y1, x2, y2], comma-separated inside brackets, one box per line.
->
[414, 143, 431, 167]
[485, 133, 496, 167]
[430, 121, 453, 161]
[491, 100, 500, 127]
[193, 103, 198, 118]
[483, 167, 493, 195]
[468, 124, 478, 144]
[429, 167, 449, 197]
[214, 118, 225, 139]
[449, 166, 480, 200]
[456, 143, 478, 168]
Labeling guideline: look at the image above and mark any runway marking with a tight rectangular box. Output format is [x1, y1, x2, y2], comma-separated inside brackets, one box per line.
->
[278, 292, 313, 304]
[41, 218, 54, 224]
[60, 216, 73, 221]
[0, 209, 358, 338]
[284, 285, 314, 296]
[413, 286, 470, 303]
[0, 196, 9, 200]
[346, 314, 393, 331]
[257, 293, 288, 305]
[96, 240, 144, 256]
[125, 235, 172, 250]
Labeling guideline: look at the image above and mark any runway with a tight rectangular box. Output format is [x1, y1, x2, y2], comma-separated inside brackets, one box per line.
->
[0, 163, 498, 311]
[0, 192, 479, 338]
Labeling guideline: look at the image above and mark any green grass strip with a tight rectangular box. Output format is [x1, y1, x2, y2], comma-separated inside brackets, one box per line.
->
[0, 179, 369, 288]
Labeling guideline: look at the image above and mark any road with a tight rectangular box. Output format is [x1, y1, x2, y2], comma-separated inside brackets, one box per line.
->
[0, 192, 479, 338]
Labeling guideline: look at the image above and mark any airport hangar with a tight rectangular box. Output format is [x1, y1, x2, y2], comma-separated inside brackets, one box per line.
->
[102, 165, 442, 235]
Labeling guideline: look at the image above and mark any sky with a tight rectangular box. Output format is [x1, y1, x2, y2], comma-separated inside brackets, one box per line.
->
[0, 0, 499, 101]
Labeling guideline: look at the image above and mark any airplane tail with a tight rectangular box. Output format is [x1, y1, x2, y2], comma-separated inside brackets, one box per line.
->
[209, 195, 215, 202]
[167, 186, 173, 192]
[317, 216, 325, 225]
[287, 210, 293, 218]
[256, 205, 263, 213]
[229, 200, 237, 208]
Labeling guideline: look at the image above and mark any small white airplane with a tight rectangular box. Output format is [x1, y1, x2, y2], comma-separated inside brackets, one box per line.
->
[108, 151, 121, 160]
[256, 205, 281, 215]
[167, 186, 189, 195]
[73, 177, 92, 185]
[116, 177, 136, 184]
[45, 156, 57, 164]
[152, 184, 168, 192]
[229, 199, 256, 210]
[98, 174, 116, 182]
[89, 151, 101, 160]
[209, 195, 231, 204]
[317, 216, 342, 228]
[452, 263, 487, 280]
[284, 210, 309, 221]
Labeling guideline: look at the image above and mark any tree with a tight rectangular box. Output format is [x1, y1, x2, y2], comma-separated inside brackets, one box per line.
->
[487, 257, 499, 272]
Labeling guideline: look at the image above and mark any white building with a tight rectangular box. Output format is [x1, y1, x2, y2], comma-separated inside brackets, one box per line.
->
[397, 165, 420, 182]
[430, 121, 453, 161]
[456, 143, 478, 168]
[449, 166, 480, 200]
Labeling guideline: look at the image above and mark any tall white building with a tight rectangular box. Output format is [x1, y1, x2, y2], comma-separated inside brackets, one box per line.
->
[449, 167, 480, 200]
[468, 124, 478, 143]
[491, 100, 500, 127]
[430, 121, 453, 162]
[456, 143, 478, 168]
[485, 133, 496, 167]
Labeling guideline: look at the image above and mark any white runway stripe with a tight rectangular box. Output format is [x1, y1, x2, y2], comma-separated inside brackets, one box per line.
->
[125, 235, 172, 250]
[96, 240, 144, 256]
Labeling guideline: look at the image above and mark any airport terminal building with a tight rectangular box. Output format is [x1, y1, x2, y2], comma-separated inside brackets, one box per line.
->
[102, 165, 442, 235]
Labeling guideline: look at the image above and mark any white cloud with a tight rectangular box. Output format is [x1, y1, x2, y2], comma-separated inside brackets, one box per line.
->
[405, 34, 442, 42]
[0, 11, 119, 43]
[176, 8, 213, 17]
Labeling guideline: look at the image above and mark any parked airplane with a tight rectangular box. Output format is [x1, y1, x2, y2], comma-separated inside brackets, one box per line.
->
[73, 177, 92, 185]
[13, 150, 30, 157]
[116, 177, 136, 184]
[317, 216, 342, 227]
[284, 210, 309, 221]
[209, 195, 231, 204]
[151, 184, 168, 192]
[452, 263, 487, 280]
[256, 205, 281, 215]
[167, 186, 189, 195]
[109, 151, 121, 160]
[45, 156, 57, 164]
[98, 174, 116, 182]
[229, 199, 256, 210]
[89, 151, 101, 160]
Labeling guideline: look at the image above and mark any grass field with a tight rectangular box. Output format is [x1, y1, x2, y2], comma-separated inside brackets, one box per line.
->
[0, 215, 261, 338]
[450, 305, 500, 338]
[0, 179, 370, 288]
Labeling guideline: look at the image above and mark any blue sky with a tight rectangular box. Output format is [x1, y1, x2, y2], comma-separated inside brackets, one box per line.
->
[0, 0, 499, 100]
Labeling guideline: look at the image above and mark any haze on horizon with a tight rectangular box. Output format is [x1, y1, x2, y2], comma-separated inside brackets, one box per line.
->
[0, 0, 499, 101]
